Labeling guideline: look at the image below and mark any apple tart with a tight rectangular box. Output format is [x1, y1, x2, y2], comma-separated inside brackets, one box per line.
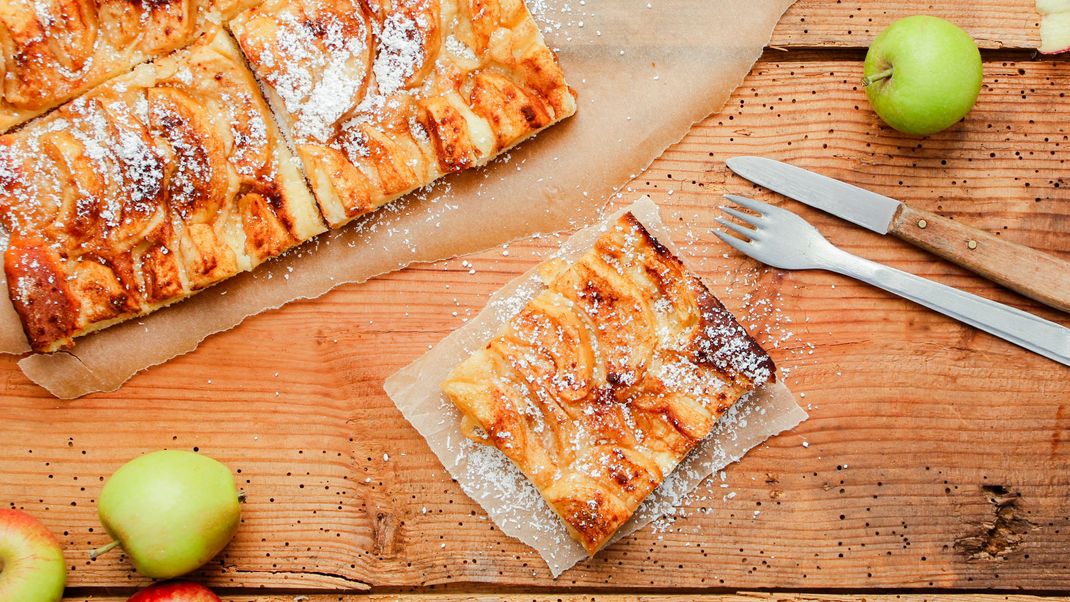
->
[0, 28, 324, 352]
[442, 213, 775, 554]
[230, 0, 577, 227]
[0, 0, 260, 133]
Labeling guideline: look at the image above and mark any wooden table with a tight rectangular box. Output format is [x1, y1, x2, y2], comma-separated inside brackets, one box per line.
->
[4, 1, 1068, 600]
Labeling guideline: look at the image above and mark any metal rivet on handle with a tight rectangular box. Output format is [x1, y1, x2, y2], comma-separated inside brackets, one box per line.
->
[917, 219, 928, 229]
[967, 240, 978, 250]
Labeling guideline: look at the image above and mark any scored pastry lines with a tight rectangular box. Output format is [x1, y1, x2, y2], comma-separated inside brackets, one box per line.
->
[0, 0, 576, 351]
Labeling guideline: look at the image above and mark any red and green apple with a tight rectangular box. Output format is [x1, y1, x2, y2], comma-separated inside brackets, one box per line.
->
[0, 508, 66, 602]
[1038, 0, 1070, 53]
[127, 581, 221, 602]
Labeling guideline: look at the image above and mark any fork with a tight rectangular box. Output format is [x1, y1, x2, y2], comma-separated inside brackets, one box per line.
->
[714, 194, 1070, 367]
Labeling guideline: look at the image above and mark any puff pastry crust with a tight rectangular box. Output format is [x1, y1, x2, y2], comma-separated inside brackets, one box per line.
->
[230, 0, 577, 227]
[442, 213, 775, 554]
[0, 28, 324, 352]
[0, 0, 259, 133]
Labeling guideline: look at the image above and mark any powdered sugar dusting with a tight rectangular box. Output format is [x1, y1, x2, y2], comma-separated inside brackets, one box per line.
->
[373, 8, 426, 96]
[237, 0, 441, 148]
[252, 2, 370, 143]
[444, 34, 477, 65]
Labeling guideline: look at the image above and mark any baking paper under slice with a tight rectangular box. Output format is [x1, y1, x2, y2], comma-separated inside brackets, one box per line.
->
[384, 196, 807, 576]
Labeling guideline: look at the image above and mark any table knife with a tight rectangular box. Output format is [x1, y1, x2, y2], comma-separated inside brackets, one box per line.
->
[726, 156, 1070, 314]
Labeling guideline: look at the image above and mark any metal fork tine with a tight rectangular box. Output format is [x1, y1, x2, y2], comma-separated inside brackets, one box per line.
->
[712, 229, 754, 255]
[715, 217, 756, 240]
[724, 194, 774, 215]
[719, 205, 763, 226]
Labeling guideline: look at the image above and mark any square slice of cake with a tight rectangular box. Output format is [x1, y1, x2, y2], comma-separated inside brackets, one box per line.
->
[441, 213, 775, 554]
[230, 0, 577, 227]
[0, 0, 262, 133]
[0, 28, 324, 352]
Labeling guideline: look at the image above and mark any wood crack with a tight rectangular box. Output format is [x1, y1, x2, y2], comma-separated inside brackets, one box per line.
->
[230, 567, 372, 591]
[954, 484, 1037, 561]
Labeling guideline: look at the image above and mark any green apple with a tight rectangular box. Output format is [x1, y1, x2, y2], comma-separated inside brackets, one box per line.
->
[862, 15, 983, 136]
[93, 450, 240, 579]
[0, 509, 66, 602]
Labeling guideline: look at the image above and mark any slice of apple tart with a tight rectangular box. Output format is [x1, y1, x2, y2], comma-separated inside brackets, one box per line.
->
[0, 29, 323, 352]
[442, 212, 775, 554]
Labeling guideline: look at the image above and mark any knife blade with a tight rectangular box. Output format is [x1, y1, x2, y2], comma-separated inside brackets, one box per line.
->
[726, 156, 901, 234]
[725, 156, 1070, 314]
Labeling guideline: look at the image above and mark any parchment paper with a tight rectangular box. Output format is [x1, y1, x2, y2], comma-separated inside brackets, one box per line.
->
[384, 197, 807, 576]
[2, 0, 797, 397]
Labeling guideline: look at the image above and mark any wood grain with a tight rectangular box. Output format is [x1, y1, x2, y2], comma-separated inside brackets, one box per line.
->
[4, 1, 1070, 598]
[774, 0, 1042, 49]
[65, 595, 1070, 602]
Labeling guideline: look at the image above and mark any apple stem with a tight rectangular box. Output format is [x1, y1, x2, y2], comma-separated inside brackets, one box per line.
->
[862, 67, 894, 87]
[89, 539, 120, 560]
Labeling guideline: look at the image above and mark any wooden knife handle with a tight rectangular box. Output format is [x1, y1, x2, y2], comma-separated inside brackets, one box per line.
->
[889, 204, 1070, 313]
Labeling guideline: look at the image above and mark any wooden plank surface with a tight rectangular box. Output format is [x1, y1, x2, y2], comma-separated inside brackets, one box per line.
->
[5, 0, 1070, 598]
[774, 0, 1042, 49]
[64, 595, 1070, 601]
